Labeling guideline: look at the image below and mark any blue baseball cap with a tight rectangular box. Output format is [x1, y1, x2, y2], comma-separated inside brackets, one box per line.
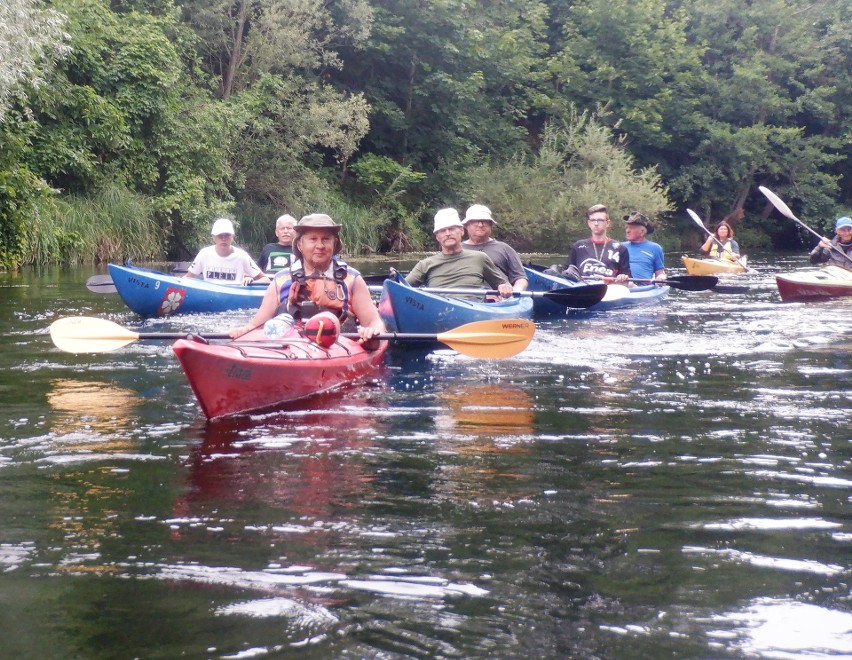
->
[836, 216, 852, 230]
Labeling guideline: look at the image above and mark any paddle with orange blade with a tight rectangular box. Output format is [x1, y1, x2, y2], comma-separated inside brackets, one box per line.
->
[49, 316, 535, 359]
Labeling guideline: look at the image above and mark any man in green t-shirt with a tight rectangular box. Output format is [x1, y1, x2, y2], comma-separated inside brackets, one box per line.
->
[405, 208, 514, 297]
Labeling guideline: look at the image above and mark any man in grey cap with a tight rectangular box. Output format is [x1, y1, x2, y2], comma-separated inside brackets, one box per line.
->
[461, 204, 528, 291]
[624, 211, 667, 281]
[230, 213, 386, 342]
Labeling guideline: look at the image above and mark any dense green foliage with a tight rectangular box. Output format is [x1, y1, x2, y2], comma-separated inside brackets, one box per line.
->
[1, 0, 850, 268]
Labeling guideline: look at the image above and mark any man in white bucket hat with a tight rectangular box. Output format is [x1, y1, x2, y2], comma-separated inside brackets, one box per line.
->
[461, 204, 528, 291]
[404, 208, 513, 297]
[184, 218, 270, 286]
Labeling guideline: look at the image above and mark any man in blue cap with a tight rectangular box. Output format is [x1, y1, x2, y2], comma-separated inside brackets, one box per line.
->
[810, 216, 852, 270]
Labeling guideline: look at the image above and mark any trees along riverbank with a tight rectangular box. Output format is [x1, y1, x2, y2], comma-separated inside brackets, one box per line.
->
[1, 0, 850, 270]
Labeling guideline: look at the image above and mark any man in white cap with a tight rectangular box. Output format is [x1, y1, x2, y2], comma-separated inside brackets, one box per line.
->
[461, 204, 528, 291]
[809, 216, 852, 270]
[184, 218, 270, 286]
[405, 208, 513, 297]
[257, 213, 297, 273]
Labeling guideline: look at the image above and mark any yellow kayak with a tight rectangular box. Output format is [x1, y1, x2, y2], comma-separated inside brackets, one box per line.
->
[681, 255, 748, 275]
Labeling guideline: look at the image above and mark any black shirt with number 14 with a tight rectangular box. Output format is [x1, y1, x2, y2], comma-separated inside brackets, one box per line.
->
[566, 239, 632, 279]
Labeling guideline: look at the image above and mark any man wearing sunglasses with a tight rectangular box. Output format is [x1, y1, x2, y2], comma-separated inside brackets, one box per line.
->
[461, 204, 528, 291]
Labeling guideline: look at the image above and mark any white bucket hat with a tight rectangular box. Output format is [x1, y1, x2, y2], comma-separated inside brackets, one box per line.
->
[211, 218, 235, 235]
[463, 204, 496, 225]
[433, 208, 463, 233]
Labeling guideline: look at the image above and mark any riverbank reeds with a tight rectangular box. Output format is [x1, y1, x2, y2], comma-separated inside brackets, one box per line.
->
[234, 194, 421, 258]
[28, 184, 164, 266]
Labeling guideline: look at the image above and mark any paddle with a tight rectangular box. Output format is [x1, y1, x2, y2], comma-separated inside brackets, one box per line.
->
[583, 273, 727, 292]
[759, 186, 852, 266]
[367, 283, 607, 308]
[85, 274, 118, 294]
[598, 274, 748, 294]
[624, 275, 718, 291]
[85, 272, 269, 294]
[686, 208, 750, 270]
[85, 262, 195, 294]
[528, 260, 738, 294]
[49, 316, 535, 359]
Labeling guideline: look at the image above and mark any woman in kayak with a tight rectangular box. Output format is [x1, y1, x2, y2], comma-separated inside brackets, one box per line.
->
[229, 214, 385, 342]
[700, 221, 740, 261]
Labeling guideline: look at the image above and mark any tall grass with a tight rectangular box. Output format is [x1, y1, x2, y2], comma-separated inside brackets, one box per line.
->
[28, 183, 164, 265]
[234, 190, 423, 259]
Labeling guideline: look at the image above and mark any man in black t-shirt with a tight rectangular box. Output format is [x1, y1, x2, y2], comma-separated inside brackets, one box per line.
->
[564, 204, 631, 282]
[258, 214, 297, 273]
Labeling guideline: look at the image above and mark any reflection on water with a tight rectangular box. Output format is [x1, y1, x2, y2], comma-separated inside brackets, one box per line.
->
[47, 379, 142, 437]
[177, 391, 382, 518]
[710, 598, 852, 657]
[0, 255, 849, 658]
[434, 382, 535, 440]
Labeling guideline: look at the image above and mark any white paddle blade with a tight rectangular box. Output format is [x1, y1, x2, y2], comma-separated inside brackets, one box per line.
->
[758, 186, 797, 221]
[686, 208, 707, 230]
[601, 284, 631, 302]
[49, 316, 140, 353]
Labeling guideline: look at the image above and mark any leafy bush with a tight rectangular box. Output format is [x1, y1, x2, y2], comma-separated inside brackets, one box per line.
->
[458, 109, 673, 252]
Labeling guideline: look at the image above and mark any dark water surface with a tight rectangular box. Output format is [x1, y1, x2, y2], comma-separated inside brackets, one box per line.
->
[1, 255, 850, 659]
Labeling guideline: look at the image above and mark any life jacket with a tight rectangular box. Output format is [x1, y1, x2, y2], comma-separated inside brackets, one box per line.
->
[273, 259, 358, 321]
[709, 239, 736, 259]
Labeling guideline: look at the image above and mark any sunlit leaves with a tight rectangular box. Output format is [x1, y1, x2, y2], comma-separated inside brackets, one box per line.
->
[0, 0, 70, 120]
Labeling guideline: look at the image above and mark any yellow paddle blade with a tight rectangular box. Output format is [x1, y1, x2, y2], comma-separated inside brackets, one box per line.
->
[435, 318, 535, 359]
[50, 316, 141, 353]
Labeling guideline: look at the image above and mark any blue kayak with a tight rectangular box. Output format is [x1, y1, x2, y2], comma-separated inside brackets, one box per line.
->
[378, 278, 534, 333]
[108, 263, 266, 317]
[524, 266, 668, 313]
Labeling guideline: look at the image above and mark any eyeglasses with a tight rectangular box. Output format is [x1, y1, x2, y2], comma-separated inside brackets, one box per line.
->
[466, 220, 491, 225]
[214, 233, 233, 239]
[588, 217, 608, 224]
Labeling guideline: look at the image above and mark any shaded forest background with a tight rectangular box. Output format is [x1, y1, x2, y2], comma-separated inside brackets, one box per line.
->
[1, 0, 850, 268]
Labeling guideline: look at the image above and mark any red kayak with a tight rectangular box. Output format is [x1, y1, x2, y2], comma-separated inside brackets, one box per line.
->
[775, 265, 852, 302]
[173, 328, 388, 419]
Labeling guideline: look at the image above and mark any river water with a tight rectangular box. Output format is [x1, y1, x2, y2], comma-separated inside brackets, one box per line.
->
[0, 254, 849, 659]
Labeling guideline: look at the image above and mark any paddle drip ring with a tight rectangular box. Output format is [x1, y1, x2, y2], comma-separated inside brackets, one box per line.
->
[302, 311, 341, 348]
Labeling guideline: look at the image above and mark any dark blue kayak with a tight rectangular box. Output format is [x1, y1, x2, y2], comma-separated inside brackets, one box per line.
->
[524, 266, 668, 314]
